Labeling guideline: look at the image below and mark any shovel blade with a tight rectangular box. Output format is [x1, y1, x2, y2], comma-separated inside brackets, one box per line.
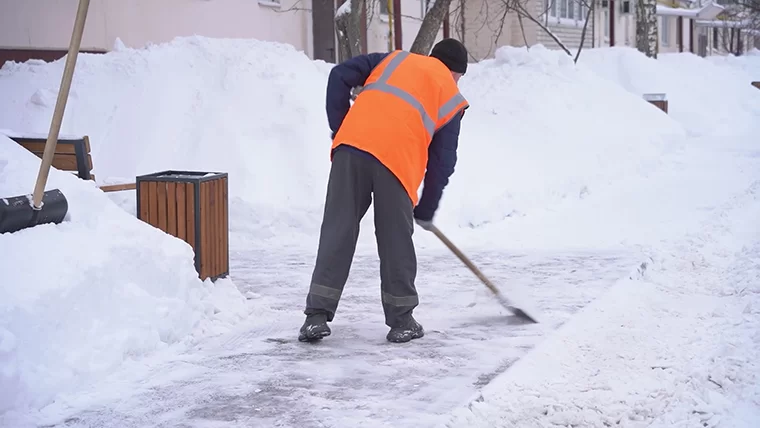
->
[508, 306, 540, 323]
[496, 293, 540, 323]
[0, 189, 69, 234]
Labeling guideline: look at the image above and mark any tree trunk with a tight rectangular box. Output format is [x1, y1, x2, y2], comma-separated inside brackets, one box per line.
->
[410, 0, 454, 54]
[347, 0, 364, 56]
[335, 0, 365, 60]
[335, 11, 351, 60]
[635, 0, 658, 58]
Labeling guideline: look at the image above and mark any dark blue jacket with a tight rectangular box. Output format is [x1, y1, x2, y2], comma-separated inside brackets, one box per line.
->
[326, 52, 464, 222]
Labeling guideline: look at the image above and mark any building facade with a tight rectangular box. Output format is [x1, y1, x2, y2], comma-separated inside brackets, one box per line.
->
[454, 0, 758, 61]
[0, 0, 442, 65]
[0, 0, 754, 67]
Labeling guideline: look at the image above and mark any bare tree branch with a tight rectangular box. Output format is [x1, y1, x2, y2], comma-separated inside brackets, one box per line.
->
[517, 9, 530, 50]
[737, 0, 760, 15]
[574, 0, 593, 63]
[716, 1, 760, 54]
[515, 3, 572, 56]
[492, 2, 511, 50]
[274, 0, 309, 13]
[449, 0, 500, 60]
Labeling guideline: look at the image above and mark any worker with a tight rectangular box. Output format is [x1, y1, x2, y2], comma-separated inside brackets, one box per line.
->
[299, 38, 469, 344]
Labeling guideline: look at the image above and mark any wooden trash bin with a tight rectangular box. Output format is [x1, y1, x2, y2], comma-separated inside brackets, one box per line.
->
[136, 170, 229, 281]
[643, 93, 668, 114]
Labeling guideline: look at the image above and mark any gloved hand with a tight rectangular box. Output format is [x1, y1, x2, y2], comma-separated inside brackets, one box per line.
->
[413, 206, 434, 231]
[350, 85, 364, 101]
[414, 217, 434, 231]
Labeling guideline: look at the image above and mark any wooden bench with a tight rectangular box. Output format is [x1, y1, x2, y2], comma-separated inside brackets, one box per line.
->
[9, 135, 136, 193]
[643, 93, 668, 114]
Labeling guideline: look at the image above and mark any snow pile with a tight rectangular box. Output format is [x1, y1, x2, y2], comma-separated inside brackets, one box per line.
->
[0, 32, 757, 428]
[446, 177, 760, 428]
[0, 36, 335, 246]
[444, 48, 760, 428]
[706, 48, 760, 77]
[580, 47, 760, 137]
[0, 136, 251, 416]
[438, 46, 760, 251]
[0, 39, 690, 251]
[436, 45, 686, 235]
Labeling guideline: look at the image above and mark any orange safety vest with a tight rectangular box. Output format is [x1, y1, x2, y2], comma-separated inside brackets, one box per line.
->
[332, 50, 469, 206]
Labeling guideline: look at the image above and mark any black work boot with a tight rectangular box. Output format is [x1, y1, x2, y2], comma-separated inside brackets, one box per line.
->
[298, 313, 331, 342]
[386, 316, 424, 343]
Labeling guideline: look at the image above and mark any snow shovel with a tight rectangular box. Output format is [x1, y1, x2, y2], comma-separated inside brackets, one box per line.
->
[0, 0, 90, 234]
[426, 224, 539, 323]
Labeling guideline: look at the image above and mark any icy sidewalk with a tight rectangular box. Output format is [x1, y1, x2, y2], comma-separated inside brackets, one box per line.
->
[446, 180, 760, 428]
[26, 247, 642, 428]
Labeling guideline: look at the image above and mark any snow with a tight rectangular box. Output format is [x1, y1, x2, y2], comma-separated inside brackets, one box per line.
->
[442, 49, 760, 428]
[0, 36, 335, 246]
[448, 181, 760, 427]
[0, 140, 251, 414]
[0, 128, 84, 141]
[433, 45, 686, 248]
[11, 248, 642, 428]
[579, 47, 760, 137]
[656, 2, 725, 20]
[0, 36, 759, 427]
[336, 0, 351, 17]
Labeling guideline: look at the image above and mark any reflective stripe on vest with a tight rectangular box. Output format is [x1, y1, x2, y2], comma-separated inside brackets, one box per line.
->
[362, 51, 467, 139]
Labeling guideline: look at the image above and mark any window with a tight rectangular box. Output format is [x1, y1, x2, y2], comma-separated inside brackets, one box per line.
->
[578, 1, 589, 20]
[661, 16, 670, 47]
[547, 0, 557, 19]
[546, 0, 589, 26]
[603, 10, 609, 38]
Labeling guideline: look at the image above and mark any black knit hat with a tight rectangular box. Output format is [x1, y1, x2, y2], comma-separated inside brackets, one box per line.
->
[430, 38, 468, 74]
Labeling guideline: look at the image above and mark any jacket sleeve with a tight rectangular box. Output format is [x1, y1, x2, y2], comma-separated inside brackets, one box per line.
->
[326, 52, 389, 138]
[413, 112, 463, 222]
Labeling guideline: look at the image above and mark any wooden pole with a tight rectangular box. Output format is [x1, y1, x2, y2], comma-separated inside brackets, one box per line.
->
[609, 0, 615, 47]
[690, 19, 694, 53]
[443, 7, 450, 38]
[32, 0, 91, 209]
[393, 0, 402, 49]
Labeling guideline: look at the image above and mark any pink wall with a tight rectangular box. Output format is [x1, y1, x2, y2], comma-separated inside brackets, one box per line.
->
[0, 0, 312, 56]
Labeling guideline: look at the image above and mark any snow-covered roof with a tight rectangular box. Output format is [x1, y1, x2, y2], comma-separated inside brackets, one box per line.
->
[656, 1, 725, 19]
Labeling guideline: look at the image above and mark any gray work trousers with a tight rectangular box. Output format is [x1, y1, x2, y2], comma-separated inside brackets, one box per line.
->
[304, 148, 418, 328]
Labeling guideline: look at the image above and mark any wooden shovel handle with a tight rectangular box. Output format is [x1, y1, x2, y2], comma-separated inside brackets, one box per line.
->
[32, 0, 91, 209]
[428, 224, 502, 297]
